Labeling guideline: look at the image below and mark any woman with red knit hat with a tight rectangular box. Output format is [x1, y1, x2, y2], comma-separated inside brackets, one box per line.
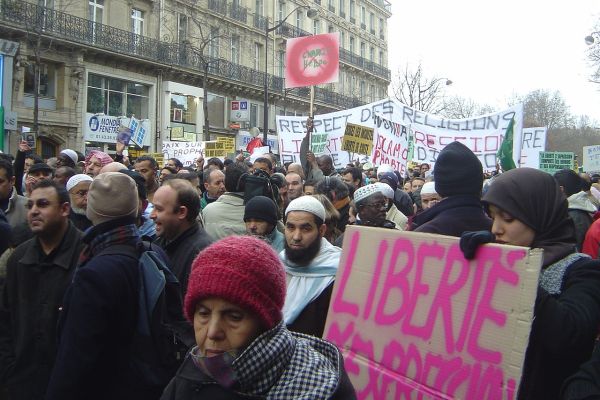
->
[160, 235, 356, 399]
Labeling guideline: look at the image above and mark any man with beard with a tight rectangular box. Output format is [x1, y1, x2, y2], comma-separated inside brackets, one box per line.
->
[244, 196, 284, 253]
[66, 174, 93, 231]
[279, 196, 341, 338]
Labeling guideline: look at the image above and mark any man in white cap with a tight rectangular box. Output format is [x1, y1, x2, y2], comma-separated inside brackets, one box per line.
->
[419, 181, 441, 211]
[56, 149, 78, 170]
[280, 195, 341, 338]
[353, 184, 396, 229]
[66, 174, 93, 231]
[375, 182, 407, 230]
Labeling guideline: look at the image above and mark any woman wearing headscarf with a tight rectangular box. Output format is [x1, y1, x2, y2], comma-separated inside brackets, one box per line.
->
[480, 167, 600, 400]
[160, 235, 356, 399]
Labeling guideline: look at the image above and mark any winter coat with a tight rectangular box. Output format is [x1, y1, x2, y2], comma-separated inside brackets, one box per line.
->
[582, 218, 600, 259]
[0, 222, 83, 400]
[567, 191, 596, 251]
[155, 223, 213, 295]
[561, 341, 600, 399]
[45, 219, 159, 400]
[68, 209, 92, 232]
[160, 323, 356, 400]
[4, 189, 27, 229]
[202, 192, 246, 240]
[413, 194, 492, 236]
[518, 254, 600, 400]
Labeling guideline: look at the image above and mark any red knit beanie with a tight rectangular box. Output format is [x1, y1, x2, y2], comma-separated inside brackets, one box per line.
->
[184, 235, 286, 329]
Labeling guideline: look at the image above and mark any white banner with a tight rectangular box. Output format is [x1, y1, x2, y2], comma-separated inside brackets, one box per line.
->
[84, 113, 151, 147]
[162, 141, 205, 167]
[236, 130, 279, 154]
[519, 127, 547, 168]
[276, 99, 523, 174]
[372, 114, 410, 175]
[583, 144, 600, 173]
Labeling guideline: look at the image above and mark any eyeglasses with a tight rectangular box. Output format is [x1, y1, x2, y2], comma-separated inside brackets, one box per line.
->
[362, 201, 387, 210]
[72, 189, 88, 197]
[26, 199, 58, 209]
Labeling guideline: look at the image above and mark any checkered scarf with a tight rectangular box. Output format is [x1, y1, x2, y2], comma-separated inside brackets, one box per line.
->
[78, 222, 140, 265]
[233, 322, 341, 399]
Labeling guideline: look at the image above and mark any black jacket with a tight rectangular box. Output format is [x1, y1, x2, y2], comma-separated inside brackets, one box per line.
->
[45, 220, 157, 400]
[68, 209, 93, 232]
[288, 282, 334, 338]
[413, 195, 492, 236]
[155, 224, 213, 295]
[0, 222, 83, 400]
[519, 255, 600, 400]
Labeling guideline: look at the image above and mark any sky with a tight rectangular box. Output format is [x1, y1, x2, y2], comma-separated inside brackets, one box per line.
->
[387, 0, 600, 123]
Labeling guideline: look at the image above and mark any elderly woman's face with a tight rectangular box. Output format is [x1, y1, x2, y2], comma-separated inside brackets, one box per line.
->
[488, 204, 535, 247]
[194, 297, 263, 357]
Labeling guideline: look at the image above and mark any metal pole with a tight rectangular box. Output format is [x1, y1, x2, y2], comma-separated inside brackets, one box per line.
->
[263, 24, 269, 146]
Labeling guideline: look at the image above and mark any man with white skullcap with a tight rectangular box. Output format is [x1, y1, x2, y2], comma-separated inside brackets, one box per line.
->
[279, 195, 341, 338]
[419, 181, 441, 210]
[353, 184, 397, 229]
[57, 149, 78, 169]
[374, 182, 407, 230]
[66, 174, 93, 231]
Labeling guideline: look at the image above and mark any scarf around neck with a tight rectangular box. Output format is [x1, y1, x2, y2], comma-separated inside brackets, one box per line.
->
[280, 238, 341, 324]
[79, 219, 140, 265]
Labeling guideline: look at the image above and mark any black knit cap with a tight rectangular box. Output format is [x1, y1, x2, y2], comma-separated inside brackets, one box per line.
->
[244, 196, 278, 226]
[434, 141, 483, 197]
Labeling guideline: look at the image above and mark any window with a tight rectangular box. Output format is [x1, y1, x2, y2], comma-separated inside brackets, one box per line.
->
[170, 94, 196, 125]
[296, 10, 302, 28]
[370, 12, 374, 31]
[360, 80, 365, 98]
[207, 94, 225, 128]
[24, 63, 56, 98]
[86, 73, 150, 118]
[328, 25, 334, 33]
[360, 6, 365, 25]
[349, 0, 355, 19]
[88, 0, 103, 23]
[254, 42, 262, 70]
[313, 19, 320, 35]
[360, 42, 365, 59]
[209, 27, 219, 58]
[250, 103, 258, 128]
[339, 0, 345, 13]
[340, 31, 345, 48]
[178, 14, 188, 43]
[339, 70, 345, 93]
[278, 50, 285, 77]
[349, 36, 354, 53]
[131, 8, 144, 36]
[370, 46, 374, 61]
[231, 35, 240, 64]
[278, 1, 285, 22]
[255, 0, 263, 15]
[379, 50, 384, 65]
[369, 84, 375, 101]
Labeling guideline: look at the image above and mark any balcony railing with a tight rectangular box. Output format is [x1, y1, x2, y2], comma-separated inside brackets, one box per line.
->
[208, 0, 227, 14]
[0, 0, 365, 110]
[276, 21, 312, 38]
[229, 4, 247, 23]
[254, 13, 267, 30]
[367, 0, 392, 12]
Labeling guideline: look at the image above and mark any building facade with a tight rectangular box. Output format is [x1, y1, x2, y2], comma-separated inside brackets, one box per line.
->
[0, 0, 391, 158]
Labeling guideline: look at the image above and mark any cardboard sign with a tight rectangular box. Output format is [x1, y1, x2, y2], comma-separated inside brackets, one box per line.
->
[583, 145, 600, 173]
[519, 127, 547, 168]
[285, 33, 340, 88]
[342, 123, 375, 156]
[162, 141, 204, 167]
[372, 114, 410, 175]
[216, 136, 236, 154]
[204, 141, 228, 158]
[539, 151, 574, 174]
[324, 226, 542, 400]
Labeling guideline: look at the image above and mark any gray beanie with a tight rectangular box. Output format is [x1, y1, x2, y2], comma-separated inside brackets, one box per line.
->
[86, 172, 139, 225]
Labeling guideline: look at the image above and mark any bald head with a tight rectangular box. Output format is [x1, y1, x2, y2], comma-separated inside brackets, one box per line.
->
[317, 155, 334, 176]
[100, 162, 128, 174]
[287, 163, 305, 180]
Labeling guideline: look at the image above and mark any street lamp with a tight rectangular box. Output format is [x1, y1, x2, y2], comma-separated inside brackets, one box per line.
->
[585, 32, 600, 46]
[263, 6, 318, 145]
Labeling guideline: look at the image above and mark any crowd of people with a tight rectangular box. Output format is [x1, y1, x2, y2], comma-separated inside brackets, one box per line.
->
[0, 136, 600, 399]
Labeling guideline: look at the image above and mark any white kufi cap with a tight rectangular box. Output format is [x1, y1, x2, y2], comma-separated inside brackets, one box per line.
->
[285, 196, 326, 222]
[66, 174, 93, 192]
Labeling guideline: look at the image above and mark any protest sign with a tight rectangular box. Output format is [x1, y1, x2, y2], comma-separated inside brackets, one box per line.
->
[394, 102, 524, 173]
[216, 136, 236, 154]
[539, 151, 574, 174]
[583, 145, 600, 172]
[372, 114, 410, 175]
[204, 141, 228, 158]
[285, 33, 340, 88]
[84, 113, 151, 147]
[518, 127, 546, 168]
[342, 123, 375, 156]
[325, 225, 542, 400]
[161, 141, 204, 167]
[236, 130, 279, 154]
[276, 99, 523, 173]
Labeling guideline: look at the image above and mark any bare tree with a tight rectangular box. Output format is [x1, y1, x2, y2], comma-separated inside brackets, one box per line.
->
[514, 89, 574, 130]
[391, 62, 452, 113]
[440, 96, 495, 119]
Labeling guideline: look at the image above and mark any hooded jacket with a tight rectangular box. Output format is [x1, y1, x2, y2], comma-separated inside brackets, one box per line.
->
[160, 323, 356, 400]
[567, 191, 596, 251]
